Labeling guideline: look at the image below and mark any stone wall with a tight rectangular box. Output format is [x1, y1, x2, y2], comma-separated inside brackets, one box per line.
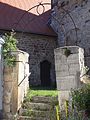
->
[51, 0, 90, 68]
[3, 50, 29, 119]
[54, 46, 84, 110]
[16, 33, 57, 86]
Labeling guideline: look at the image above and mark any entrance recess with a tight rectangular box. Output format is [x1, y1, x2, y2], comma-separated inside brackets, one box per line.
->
[40, 60, 51, 87]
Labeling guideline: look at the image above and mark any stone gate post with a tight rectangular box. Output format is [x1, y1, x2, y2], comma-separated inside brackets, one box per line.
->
[0, 37, 5, 118]
[54, 46, 84, 111]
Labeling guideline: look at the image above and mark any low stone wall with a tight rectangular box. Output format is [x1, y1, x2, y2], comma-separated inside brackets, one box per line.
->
[3, 50, 30, 119]
[54, 46, 84, 110]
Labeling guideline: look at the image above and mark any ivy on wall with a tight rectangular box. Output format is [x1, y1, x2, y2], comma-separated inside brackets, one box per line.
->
[3, 31, 17, 66]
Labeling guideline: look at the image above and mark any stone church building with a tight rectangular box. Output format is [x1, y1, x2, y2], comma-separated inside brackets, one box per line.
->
[0, 0, 57, 87]
[0, 0, 90, 87]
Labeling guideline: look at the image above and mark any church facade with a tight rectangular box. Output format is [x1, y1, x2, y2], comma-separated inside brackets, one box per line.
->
[0, 0, 90, 87]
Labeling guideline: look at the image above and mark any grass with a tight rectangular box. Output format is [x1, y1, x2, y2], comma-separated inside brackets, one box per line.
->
[24, 86, 58, 101]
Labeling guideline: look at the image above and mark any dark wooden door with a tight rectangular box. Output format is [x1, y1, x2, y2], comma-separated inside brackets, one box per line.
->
[40, 60, 51, 87]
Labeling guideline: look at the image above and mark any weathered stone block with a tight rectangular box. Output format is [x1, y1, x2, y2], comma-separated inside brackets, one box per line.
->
[67, 54, 79, 64]
[55, 54, 67, 64]
[69, 63, 80, 75]
[22, 102, 53, 111]
[30, 96, 58, 105]
[3, 91, 11, 104]
[55, 54, 62, 61]
[55, 64, 68, 72]
[20, 109, 55, 118]
[3, 103, 10, 113]
[55, 46, 79, 54]
[56, 76, 78, 90]
[4, 82, 12, 91]
[58, 91, 70, 111]
[56, 71, 69, 77]
[18, 116, 52, 120]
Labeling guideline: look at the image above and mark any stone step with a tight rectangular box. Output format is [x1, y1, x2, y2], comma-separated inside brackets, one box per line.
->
[22, 102, 53, 111]
[18, 116, 52, 120]
[19, 109, 56, 118]
[30, 96, 58, 105]
[18, 96, 58, 120]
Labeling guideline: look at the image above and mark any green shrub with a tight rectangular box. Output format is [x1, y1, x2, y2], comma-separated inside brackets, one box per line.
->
[3, 31, 17, 66]
[71, 85, 90, 116]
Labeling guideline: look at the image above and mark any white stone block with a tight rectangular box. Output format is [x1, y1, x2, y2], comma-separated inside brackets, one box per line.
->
[69, 64, 80, 75]
[56, 71, 69, 77]
[55, 54, 67, 64]
[67, 54, 79, 64]
[58, 90, 70, 111]
[56, 76, 78, 90]
[55, 54, 62, 61]
[55, 64, 68, 72]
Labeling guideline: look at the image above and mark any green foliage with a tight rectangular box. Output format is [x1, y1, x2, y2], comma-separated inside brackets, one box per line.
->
[64, 48, 71, 57]
[81, 66, 90, 77]
[60, 85, 90, 120]
[22, 109, 33, 116]
[71, 85, 90, 113]
[3, 31, 17, 66]
[23, 87, 58, 102]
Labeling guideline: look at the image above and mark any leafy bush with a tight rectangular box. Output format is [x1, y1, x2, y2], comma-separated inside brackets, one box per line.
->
[3, 31, 17, 66]
[71, 85, 90, 116]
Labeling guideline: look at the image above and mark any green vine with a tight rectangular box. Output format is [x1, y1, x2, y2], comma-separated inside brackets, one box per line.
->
[3, 31, 17, 66]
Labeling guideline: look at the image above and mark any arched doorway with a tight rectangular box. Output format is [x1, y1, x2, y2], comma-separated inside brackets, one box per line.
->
[40, 60, 51, 87]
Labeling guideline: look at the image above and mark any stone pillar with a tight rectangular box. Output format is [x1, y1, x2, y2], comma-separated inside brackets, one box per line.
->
[3, 66, 18, 119]
[0, 37, 5, 119]
[3, 50, 30, 119]
[54, 46, 84, 110]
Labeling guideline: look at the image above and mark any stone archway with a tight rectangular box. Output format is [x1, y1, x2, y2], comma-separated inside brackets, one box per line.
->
[40, 60, 51, 87]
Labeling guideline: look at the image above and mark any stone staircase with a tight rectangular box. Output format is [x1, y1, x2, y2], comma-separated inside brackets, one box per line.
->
[18, 96, 58, 120]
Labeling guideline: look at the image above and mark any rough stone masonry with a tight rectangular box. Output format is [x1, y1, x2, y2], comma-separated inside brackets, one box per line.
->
[16, 33, 57, 86]
[52, 0, 90, 68]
